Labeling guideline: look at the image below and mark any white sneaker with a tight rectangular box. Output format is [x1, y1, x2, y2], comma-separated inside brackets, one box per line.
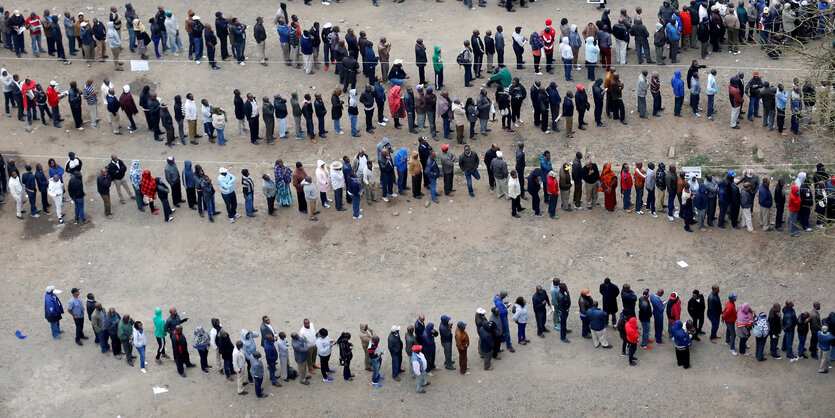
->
[382, 197, 389, 202]
[234, 214, 241, 218]
[240, 62, 245, 66]
[668, 215, 675, 221]
[652, 212, 658, 217]
[31, 213, 40, 218]
[353, 215, 363, 219]
[323, 203, 331, 208]
[518, 119, 524, 123]
[195, 60, 201, 65]
[694, 113, 701, 117]
[390, 193, 398, 197]
[141, 368, 147, 374]
[229, 218, 235, 223]
[377, 122, 387, 127]
[535, 72, 543, 75]
[514, 122, 519, 127]
[731, 349, 738, 356]
[543, 130, 550, 134]
[636, 210, 644, 215]
[383, 117, 389, 122]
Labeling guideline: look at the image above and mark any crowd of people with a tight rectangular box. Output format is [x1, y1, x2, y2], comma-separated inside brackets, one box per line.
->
[0, 1, 831, 143]
[42, 280, 835, 398]
[1, 145, 832, 236]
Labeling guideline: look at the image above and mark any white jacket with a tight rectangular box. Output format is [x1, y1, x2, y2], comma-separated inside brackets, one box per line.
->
[47, 178, 63, 198]
[8, 176, 23, 198]
[184, 100, 198, 121]
[299, 324, 316, 345]
[508, 176, 521, 199]
[131, 329, 147, 348]
[330, 167, 345, 190]
[164, 16, 179, 34]
[233, 347, 247, 372]
[559, 38, 573, 60]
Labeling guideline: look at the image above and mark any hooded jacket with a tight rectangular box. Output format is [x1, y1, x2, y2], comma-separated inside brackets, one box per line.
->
[671, 320, 691, 348]
[671, 70, 685, 97]
[625, 317, 639, 343]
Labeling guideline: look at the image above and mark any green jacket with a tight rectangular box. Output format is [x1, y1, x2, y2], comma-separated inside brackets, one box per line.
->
[118, 318, 135, 341]
[432, 46, 443, 72]
[489, 68, 512, 88]
[153, 307, 166, 339]
[291, 91, 302, 117]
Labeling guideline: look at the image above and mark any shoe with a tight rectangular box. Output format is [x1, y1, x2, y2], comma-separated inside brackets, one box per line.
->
[371, 382, 381, 388]
[731, 349, 738, 356]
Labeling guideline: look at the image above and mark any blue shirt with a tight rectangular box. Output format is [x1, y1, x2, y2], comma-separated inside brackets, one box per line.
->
[277, 24, 291, 43]
[650, 294, 665, 319]
[217, 173, 236, 194]
[493, 295, 508, 318]
[68, 295, 84, 317]
[776, 90, 788, 110]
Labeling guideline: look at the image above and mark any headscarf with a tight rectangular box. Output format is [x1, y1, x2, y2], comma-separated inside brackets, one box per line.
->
[129, 160, 141, 189]
[737, 302, 754, 325]
[795, 172, 806, 187]
[388, 85, 402, 116]
[600, 163, 616, 188]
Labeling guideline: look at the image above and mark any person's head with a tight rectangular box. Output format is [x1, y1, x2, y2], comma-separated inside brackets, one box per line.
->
[515, 26, 522, 34]
[371, 335, 380, 344]
[263, 316, 270, 324]
[175, 324, 183, 334]
[559, 283, 567, 291]
[511, 170, 518, 179]
[170, 308, 178, 317]
[656, 289, 664, 297]
[303, 318, 310, 328]
[95, 302, 103, 311]
[785, 300, 794, 309]
[553, 277, 561, 286]
[772, 303, 781, 313]
[71, 288, 80, 298]
[536, 285, 543, 293]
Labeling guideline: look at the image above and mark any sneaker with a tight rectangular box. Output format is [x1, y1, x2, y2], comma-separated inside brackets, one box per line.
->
[668, 216, 675, 221]
[694, 112, 701, 117]
[371, 382, 381, 388]
[651, 212, 658, 217]
[377, 122, 387, 127]
[229, 218, 235, 223]
[322, 203, 331, 208]
[636, 210, 644, 215]
[31, 213, 40, 218]
[382, 197, 389, 202]
[730, 349, 738, 356]
[390, 193, 398, 197]
[353, 215, 363, 219]
[323, 377, 334, 381]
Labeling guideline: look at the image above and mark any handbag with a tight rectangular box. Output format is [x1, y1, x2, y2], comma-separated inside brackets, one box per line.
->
[500, 108, 509, 116]
[143, 195, 152, 204]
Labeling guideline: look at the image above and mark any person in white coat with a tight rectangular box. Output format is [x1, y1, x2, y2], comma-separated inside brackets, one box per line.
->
[131, 321, 148, 373]
[8, 171, 25, 219]
[184, 94, 200, 144]
[508, 170, 523, 218]
[315, 160, 332, 208]
[233, 341, 249, 395]
[511, 296, 530, 344]
[329, 160, 346, 212]
[47, 175, 65, 224]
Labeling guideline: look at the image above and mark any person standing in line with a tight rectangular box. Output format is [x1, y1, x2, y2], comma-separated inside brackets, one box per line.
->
[722, 294, 738, 355]
[96, 168, 113, 219]
[234, 340, 252, 392]
[153, 307, 169, 363]
[671, 320, 692, 369]
[218, 167, 239, 223]
[118, 314, 136, 367]
[388, 325, 404, 381]
[315, 329, 335, 382]
[455, 322, 469, 375]
[337, 332, 354, 381]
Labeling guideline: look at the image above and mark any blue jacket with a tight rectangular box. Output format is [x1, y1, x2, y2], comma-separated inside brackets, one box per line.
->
[22, 172, 37, 192]
[242, 329, 260, 358]
[818, 331, 834, 351]
[694, 185, 708, 210]
[539, 156, 552, 184]
[493, 295, 508, 318]
[424, 157, 440, 179]
[410, 351, 425, 374]
[758, 184, 773, 208]
[35, 170, 49, 191]
[264, 340, 278, 364]
[44, 292, 64, 321]
[718, 180, 729, 206]
[671, 320, 691, 347]
[182, 161, 196, 188]
[347, 176, 361, 197]
[588, 307, 607, 331]
[218, 173, 236, 195]
[277, 24, 291, 43]
[393, 148, 408, 171]
[300, 34, 313, 55]
[374, 83, 386, 103]
[671, 71, 685, 97]
[422, 323, 436, 354]
[650, 294, 665, 319]
[666, 22, 681, 42]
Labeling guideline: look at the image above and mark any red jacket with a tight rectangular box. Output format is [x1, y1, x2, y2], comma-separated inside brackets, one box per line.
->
[729, 85, 744, 107]
[680, 13, 692, 35]
[621, 171, 633, 190]
[546, 174, 559, 195]
[46, 87, 61, 107]
[541, 27, 555, 52]
[668, 297, 681, 322]
[788, 185, 801, 212]
[625, 317, 639, 343]
[722, 301, 737, 323]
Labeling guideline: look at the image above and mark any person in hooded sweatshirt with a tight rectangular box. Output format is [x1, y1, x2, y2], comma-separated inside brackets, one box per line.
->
[193, 326, 212, 374]
[671, 320, 692, 368]
[671, 70, 685, 117]
[171, 325, 196, 377]
[666, 292, 682, 338]
[422, 323, 438, 373]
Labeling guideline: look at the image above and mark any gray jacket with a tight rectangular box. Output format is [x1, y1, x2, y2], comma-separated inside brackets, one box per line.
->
[704, 177, 719, 198]
[491, 158, 508, 179]
[636, 74, 649, 98]
[292, 338, 309, 363]
[476, 95, 491, 119]
[302, 180, 318, 202]
[164, 163, 180, 185]
[440, 151, 456, 174]
[740, 188, 754, 209]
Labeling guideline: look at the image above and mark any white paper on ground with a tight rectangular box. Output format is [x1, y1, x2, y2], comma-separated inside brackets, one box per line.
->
[152, 387, 168, 394]
[131, 60, 149, 72]
[677, 260, 689, 268]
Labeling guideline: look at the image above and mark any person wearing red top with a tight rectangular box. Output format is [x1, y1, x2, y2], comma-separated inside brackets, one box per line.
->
[46, 81, 64, 128]
[634, 162, 646, 214]
[679, 9, 692, 49]
[620, 163, 633, 212]
[25, 12, 45, 57]
[540, 20, 556, 74]
[600, 162, 618, 211]
[546, 170, 559, 219]
[729, 84, 744, 129]
[722, 294, 738, 355]
[625, 316, 639, 366]
[788, 184, 801, 236]
[139, 170, 158, 215]
[666, 292, 681, 337]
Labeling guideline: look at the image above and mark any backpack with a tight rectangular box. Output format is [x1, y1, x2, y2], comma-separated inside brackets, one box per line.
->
[656, 170, 666, 191]
[529, 32, 544, 51]
[456, 51, 466, 66]
[752, 315, 769, 338]
[799, 185, 813, 207]
[287, 365, 299, 380]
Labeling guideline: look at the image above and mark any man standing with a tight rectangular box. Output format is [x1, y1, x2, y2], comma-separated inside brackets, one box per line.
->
[171, 325, 195, 377]
[555, 283, 572, 343]
[458, 145, 480, 197]
[218, 167, 239, 223]
[67, 287, 86, 345]
[96, 168, 113, 219]
[107, 155, 132, 204]
[491, 151, 509, 199]
[768, 303, 783, 359]
[164, 157, 184, 208]
[439, 316, 455, 370]
[454, 322, 469, 375]
[532, 285, 551, 337]
[722, 294, 738, 355]
[387, 326, 403, 381]
[250, 352, 267, 398]
[440, 145, 455, 196]
[782, 300, 799, 361]
[415, 38, 428, 85]
[411, 345, 428, 393]
[707, 285, 722, 342]
[687, 290, 706, 339]
[234, 340, 251, 392]
[300, 319, 319, 374]
[588, 302, 612, 348]
[253, 17, 267, 66]
[650, 289, 666, 344]
[493, 291, 514, 352]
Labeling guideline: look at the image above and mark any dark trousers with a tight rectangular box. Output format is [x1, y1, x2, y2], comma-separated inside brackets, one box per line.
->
[692, 314, 704, 334]
[198, 348, 209, 370]
[534, 309, 546, 336]
[511, 196, 522, 216]
[513, 43, 524, 69]
[708, 313, 720, 339]
[74, 317, 85, 342]
[530, 192, 540, 215]
[174, 351, 192, 374]
[266, 195, 276, 214]
[111, 334, 123, 355]
[443, 172, 453, 195]
[364, 109, 374, 131]
[222, 193, 237, 219]
[186, 187, 197, 209]
[412, 175, 422, 197]
[675, 347, 690, 368]
[473, 54, 483, 77]
[248, 117, 260, 142]
[297, 190, 307, 212]
[652, 92, 662, 114]
[627, 341, 637, 363]
[342, 358, 352, 380]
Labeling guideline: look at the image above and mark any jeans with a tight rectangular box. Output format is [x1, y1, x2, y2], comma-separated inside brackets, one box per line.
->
[770, 334, 781, 356]
[562, 57, 572, 81]
[99, 330, 111, 353]
[371, 358, 381, 383]
[244, 192, 254, 216]
[380, 172, 393, 197]
[707, 94, 714, 118]
[349, 114, 358, 135]
[254, 377, 263, 397]
[205, 197, 215, 222]
[464, 170, 480, 194]
[74, 198, 86, 222]
[391, 354, 401, 378]
[798, 334, 807, 358]
[333, 188, 344, 211]
[500, 316, 512, 349]
[763, 108, 775, 129]
[31, 33, 44, 52]
[783, 332, 795, 358]
[747, 99, 760, 119]
[653, 316, 664, 343]
[725, 322, 736, 351]
[168, 34, 184, 54]
[755, 336, 767, 360]
[708, 313, 720, 339]
[50, 320, 61, 338]
[641, 321, 651, 346]
[674, 95, 684, 116]
[397, 169, 408, 194]
[192, 38, 203, 62]
[580, 315, 590, 337]
[352, 196, 360, 217]
[559, 312, 569, 340]
[548, 194, 558, 217]
[668, 192, 676, 217]
[236, 41, 246, 63]
[137, 346, 146, 368]
[621, 189, 631, 210]
[739, 336, 749, 355]
[429, 177, 437, 200]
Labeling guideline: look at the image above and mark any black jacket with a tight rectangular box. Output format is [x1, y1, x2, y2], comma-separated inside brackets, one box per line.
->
[688, 296, 706, 319]
[582, 164, 600, 184]
[458, 151, 479, 172]
[314, 98, 327, 118]
[638, 297, 653, 322]
[415, 44, 427, 67]
[274, 98, 288, 119]
[707, 292, 722, 317]
[387, 332, 403, 355]
[471, 35, 484, 56]
[96, 174, 111, 195]
[233, 95, 245, 120]
[253, 23, 266, 43]
[768, 310, 782, 337]
[484, 35, 495, 54]
[562, 97, 574, 117]
[68, 176, 85, 199]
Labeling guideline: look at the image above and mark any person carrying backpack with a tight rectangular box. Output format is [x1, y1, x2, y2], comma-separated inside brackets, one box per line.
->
[752, 311, 770, 362]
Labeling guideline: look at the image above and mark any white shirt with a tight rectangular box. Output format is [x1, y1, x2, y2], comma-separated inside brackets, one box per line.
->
[512, 32, 527, 47]
[249, 100, 259, 118]
[100, 82, 116, 100]
[184, 99, 198, 120]
[299, 324, 316, 345]
[47, 178, 63, 198]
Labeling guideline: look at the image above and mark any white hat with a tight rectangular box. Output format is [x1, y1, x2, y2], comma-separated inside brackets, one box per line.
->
[45, 285, 55, 293]
[391, 325, 400, 332]
[330, 160, 343, 170]
[123, 85, 130, 93]
[394, 59, 403, 65]
[80, 21, 88, 27]
[323, 22, 333, 29]
[496, 151, 503, 158]
[78, 12, 84, 16]
[476, 307, 486, 314]
[13, 10, 20, 16]
[50, 80, 58, 86]
[219, 167, 228, 174]
[193, 15, 200, 20]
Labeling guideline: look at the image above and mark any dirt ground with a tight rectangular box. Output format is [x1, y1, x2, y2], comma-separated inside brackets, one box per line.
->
[1, 0, 833, 416]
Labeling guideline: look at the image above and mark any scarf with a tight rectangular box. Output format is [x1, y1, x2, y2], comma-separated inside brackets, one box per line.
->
[600, 163, 616, 188]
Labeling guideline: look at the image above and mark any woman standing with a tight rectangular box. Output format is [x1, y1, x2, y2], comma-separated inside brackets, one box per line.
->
[212, 107, 227, 146]
[193, 326, 211, 374]
[149, 18, 162, 59]
[736, 302, 754, 356]
[600, 163, 618, 211]
[140, 171, 157, 215]
[681, 183, 694, 232]
[408, 150, 423, 199]
[331, 88, 344, 134]
[132, 321, 148, 373]
[511, 297, 530, 345]
[337, 332, 354, 381]
[315, 160, 332, 208]
[182, 161, 197, 210]
[274, 159, 294, 207]
[387, 85, 404, 129]
[315, 329, 335, 382]
[496, 85, 511, 132]
[217, 330, 235, 380]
